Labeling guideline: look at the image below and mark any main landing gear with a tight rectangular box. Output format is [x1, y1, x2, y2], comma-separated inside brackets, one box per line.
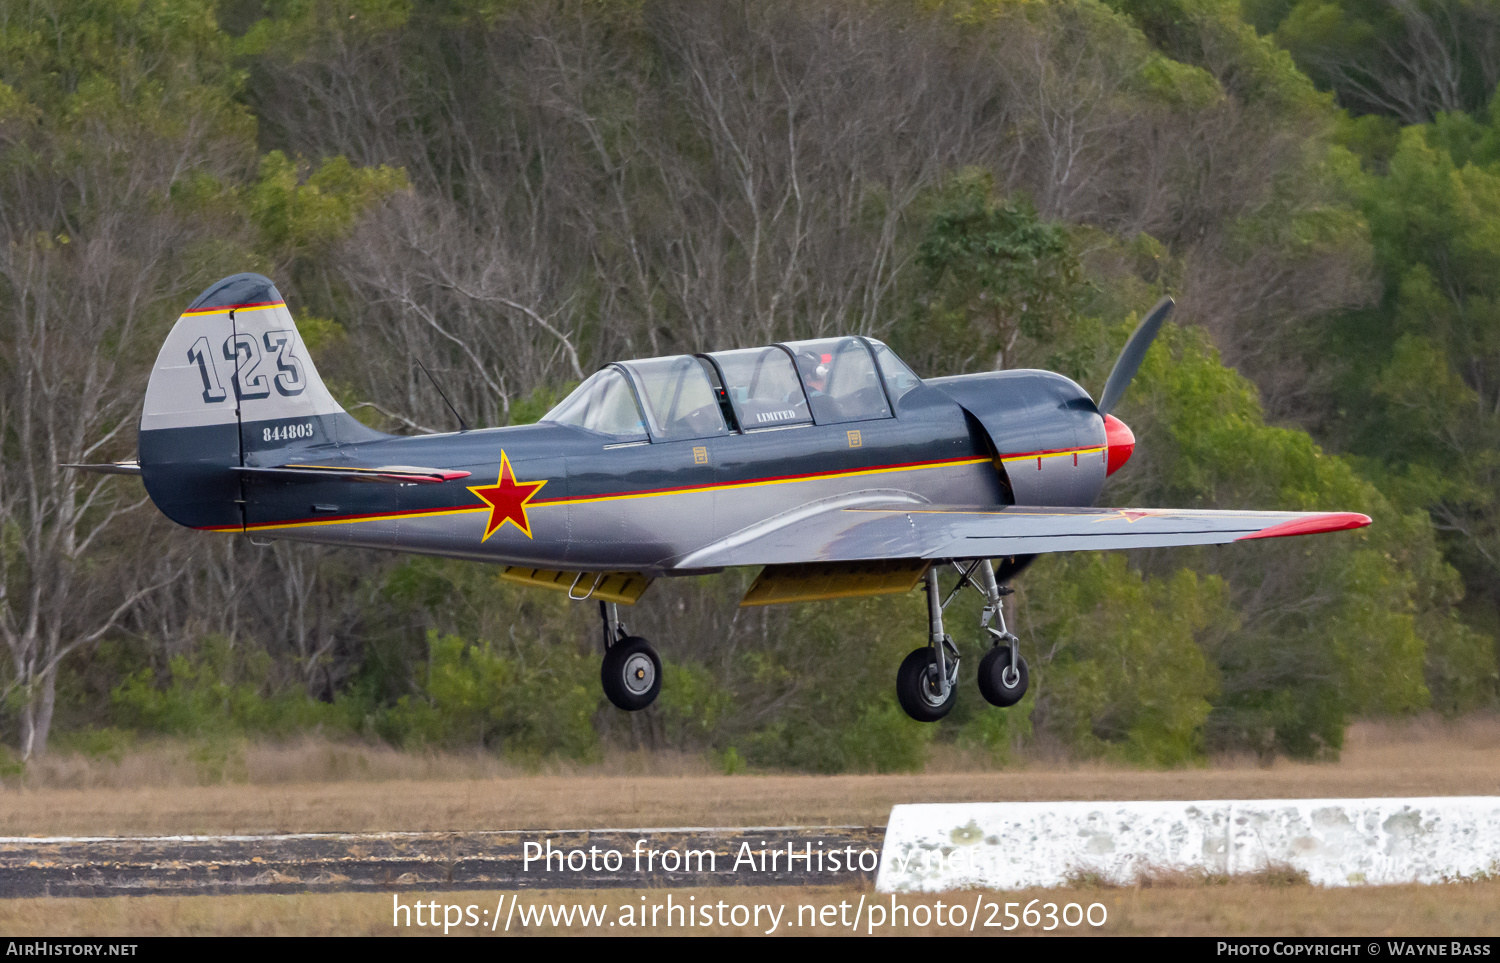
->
[894, 558, 1033, 723]
[598, 601, 661, 711]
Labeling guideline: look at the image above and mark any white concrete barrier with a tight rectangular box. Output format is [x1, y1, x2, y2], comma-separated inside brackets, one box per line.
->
[875, 797, 1500, 892]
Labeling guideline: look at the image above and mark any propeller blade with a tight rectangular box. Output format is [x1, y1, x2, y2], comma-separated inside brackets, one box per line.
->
[1097, 296, 1174, 415]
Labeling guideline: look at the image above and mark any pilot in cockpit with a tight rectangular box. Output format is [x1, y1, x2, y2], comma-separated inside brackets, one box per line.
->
[797, 351, 834, 399]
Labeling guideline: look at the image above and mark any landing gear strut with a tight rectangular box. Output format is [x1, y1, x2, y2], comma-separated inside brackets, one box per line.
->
[895, 567, 962, 722]
[598, 601, 660, 711]
[895, 558, 1032, 722]
[974, 560, 1029, 708]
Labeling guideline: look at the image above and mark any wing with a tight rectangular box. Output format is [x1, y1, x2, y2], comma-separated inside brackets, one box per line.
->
[674, 502, 1371, 569]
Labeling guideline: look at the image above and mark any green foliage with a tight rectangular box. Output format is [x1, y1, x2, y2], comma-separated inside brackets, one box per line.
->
[716, 745, 747, 775]
[740, 595, 935, 773]
[508, 384, 575, 426]
[110, 637, 355, 738]
[379, 631, 598, 760]
[956, 688, 1034, 763]
[249, 151, 408, 259]
[295, 315, 349, 354]
[1025, 555, 1227, 765]
[0, 0, 246, 122]
[1139, 52, 1227, 108]
[235, 0, 416, 57]
[1104, 0, 1328, 112]
[1264, 0, 1500, 121]
[1116, 323, 1460, 754]
[4, 0, 1496, 772]
[1320, 101, 1500, 710]
[910, 169, 1085, 370]
[656, 660, 734, 746]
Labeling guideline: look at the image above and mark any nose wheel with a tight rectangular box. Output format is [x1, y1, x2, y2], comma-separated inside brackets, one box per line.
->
[977, 646, 1029, 707]
[598, 601, 661, 711]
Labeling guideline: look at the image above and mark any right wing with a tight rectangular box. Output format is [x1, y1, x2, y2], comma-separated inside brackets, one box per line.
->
[674, 501, 1371, 569]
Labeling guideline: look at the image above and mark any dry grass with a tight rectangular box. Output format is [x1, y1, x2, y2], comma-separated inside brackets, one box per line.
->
[1065, 862, 1312, 890]
[1, 879, 1497, 936]
[1, 714, 1497, 836]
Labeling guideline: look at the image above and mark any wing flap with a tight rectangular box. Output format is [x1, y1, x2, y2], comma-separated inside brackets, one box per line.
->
[676, 504, 1371, 569]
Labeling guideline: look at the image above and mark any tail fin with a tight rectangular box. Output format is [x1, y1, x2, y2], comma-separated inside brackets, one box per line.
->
[139, 272, 380, 530]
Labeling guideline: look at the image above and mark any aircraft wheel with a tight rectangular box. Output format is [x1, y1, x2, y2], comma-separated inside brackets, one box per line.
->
[601, 636, 661, 712]
[896, 647, 957, 722]
[977, 647, 1029, 708]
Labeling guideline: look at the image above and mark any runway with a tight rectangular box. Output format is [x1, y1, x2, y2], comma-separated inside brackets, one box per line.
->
[0, 828, 884, 898]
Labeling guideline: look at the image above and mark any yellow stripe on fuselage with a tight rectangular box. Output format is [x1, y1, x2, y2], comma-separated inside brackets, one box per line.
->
[998, 445, 1106, 464]
[222, 455, 994, 533]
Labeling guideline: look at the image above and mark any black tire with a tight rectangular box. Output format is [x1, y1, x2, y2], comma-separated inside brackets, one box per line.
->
[896, 647, 958, 722]
[601, 636, 661, 711]
[977, 647, 1029, 708]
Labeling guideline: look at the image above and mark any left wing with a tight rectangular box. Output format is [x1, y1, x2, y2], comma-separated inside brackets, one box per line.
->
[674, 503, 1371, 569]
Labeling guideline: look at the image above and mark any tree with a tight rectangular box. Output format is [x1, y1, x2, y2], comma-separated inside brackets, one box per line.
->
[912, 171, 1084, 371]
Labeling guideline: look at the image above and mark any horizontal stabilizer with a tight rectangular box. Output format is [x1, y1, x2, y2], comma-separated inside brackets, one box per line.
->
[676, 504, 1372, 569]
[234, 464, 471, 485]
[62, 460, 142, 476]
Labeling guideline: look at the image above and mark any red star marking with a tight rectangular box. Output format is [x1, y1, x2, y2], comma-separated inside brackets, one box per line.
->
[467, 451, 547, 541]
[1092, 509, 1165, 525]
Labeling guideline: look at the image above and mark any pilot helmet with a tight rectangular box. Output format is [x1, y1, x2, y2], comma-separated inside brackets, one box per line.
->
[800, 351, 833, 385]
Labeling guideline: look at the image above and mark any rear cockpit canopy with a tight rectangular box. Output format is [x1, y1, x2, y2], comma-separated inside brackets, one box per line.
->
[542, 337, 922, 442]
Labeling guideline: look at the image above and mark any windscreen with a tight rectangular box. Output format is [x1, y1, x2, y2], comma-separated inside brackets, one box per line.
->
[867, 338, 922, 402]
[541, 368, 648, 440]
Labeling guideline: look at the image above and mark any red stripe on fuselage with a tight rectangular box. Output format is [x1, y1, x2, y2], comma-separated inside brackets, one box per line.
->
[198, 453, 989, 532]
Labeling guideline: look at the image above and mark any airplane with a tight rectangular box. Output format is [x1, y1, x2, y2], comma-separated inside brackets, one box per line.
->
[70, 273, 1371, 722]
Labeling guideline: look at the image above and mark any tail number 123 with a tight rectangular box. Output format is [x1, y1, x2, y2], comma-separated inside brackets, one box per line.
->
[187, 330, 307, 403]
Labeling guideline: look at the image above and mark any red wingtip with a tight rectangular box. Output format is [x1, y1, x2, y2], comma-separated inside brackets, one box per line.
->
[1236, 512, 1372, 541]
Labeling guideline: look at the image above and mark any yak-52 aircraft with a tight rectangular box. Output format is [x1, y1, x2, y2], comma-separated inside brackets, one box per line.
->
[72, 273, 1370, 721]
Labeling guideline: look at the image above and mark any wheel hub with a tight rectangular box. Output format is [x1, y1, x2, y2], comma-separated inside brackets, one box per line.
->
[622, 652, 656, 695]
[919, 665, 948, 708]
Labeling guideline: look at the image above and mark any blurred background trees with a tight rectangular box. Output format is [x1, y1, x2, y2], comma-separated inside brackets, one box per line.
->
[1, 0, 1496, 768]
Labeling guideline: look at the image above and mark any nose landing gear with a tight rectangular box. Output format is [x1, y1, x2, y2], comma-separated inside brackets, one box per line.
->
[895, 558, 1032, 723]
[598, 601, 661, 711]
[975, 558, 1029, 709]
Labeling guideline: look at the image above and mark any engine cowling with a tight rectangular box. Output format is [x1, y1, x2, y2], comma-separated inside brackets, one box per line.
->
[928, 369, 1108, 506]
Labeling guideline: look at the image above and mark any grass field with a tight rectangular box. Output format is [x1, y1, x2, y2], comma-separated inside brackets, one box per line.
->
[1, 717, 1497, 936]
[1, 879, 1497, 936]
[3, 716, 1498, 836]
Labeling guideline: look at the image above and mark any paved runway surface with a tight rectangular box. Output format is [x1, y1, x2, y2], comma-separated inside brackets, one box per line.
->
[0, 828, 885, 898]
